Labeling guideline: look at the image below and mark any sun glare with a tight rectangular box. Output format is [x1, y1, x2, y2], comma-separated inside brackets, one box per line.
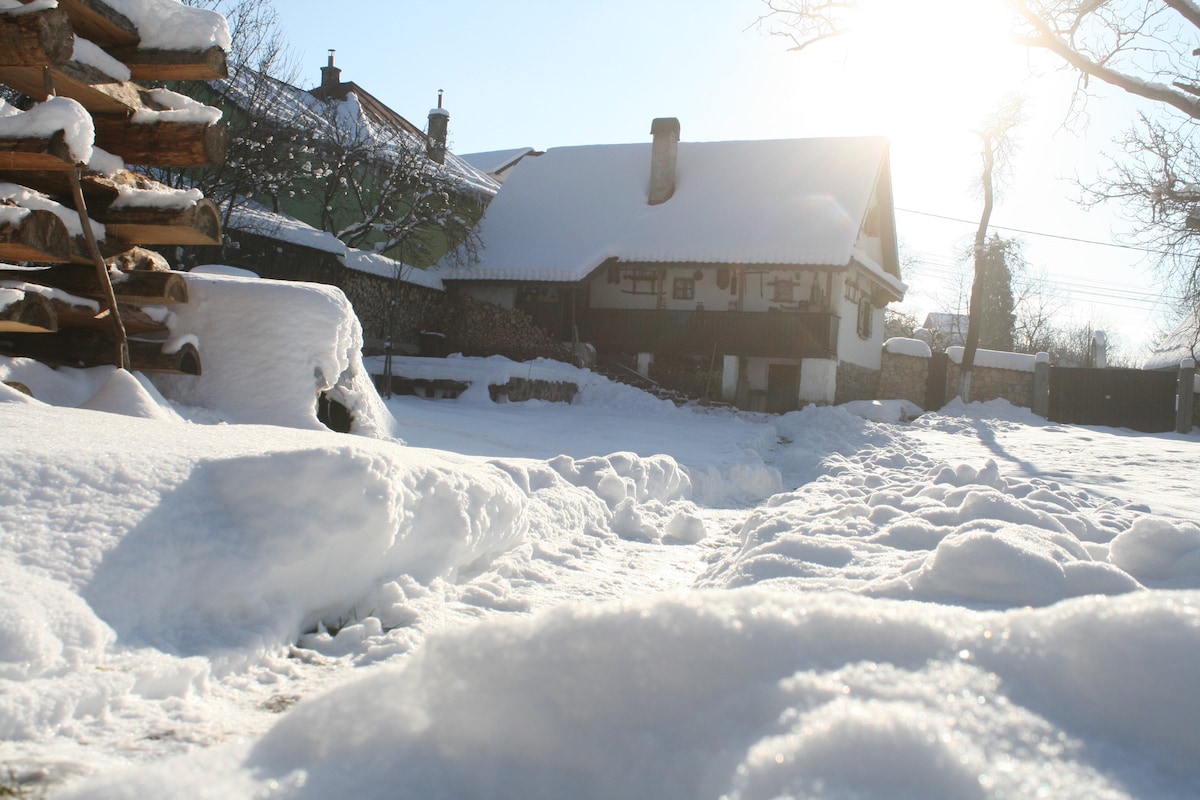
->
[846, 0, 1024, 130]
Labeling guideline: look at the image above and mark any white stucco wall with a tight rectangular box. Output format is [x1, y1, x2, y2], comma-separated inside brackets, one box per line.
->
[834, 267, 887, 370]
[800, 358, 838, 404]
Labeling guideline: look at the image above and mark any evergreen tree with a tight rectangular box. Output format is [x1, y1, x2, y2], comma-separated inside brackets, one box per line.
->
[977, 234, 1018, 352]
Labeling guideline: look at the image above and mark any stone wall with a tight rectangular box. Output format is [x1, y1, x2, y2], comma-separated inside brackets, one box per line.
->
[880, 347, 1035, 410]
[835, 361, 881, 404]
[879, 352, 929, 407]
[176, 234, 573, 364]
[944, 362, 1034, 408]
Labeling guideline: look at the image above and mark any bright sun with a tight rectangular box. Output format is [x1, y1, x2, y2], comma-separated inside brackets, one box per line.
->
[845, 0, 1025, 132]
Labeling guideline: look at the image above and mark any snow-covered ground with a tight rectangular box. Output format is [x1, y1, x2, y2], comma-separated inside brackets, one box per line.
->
[2, 278, 1199, 798]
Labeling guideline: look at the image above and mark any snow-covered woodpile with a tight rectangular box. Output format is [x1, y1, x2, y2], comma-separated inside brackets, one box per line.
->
[0, 0, 229, 374]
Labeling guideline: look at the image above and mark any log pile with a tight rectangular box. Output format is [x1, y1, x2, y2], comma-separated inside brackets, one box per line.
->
[0, 0, 229, 374]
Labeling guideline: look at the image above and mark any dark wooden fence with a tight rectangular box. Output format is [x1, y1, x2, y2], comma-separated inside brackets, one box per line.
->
[1048, 367, 1179, 433]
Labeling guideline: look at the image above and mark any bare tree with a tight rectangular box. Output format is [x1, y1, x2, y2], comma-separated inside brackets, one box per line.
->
[1012, 263, 1066, 354]
[758, 0, 1200, 311]
[962, 97, 1025, 401]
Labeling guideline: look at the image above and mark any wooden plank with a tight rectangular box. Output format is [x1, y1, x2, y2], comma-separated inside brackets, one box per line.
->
[105, 245, 170, 272]
[0, 208, 73, 262]
[0, 168, 122, 206]
[129, 337, 200, 374]
[0, 131, 81, 171]
[0, 328, 200, 374]
[0, 264, 188, 304]
[92, 117, 226, 168]
[110, 45, 229, 81]
[0, 63, 143, 113]
[92, 197, 221, 245]
[0, 290, 57, 332]
[0, 6, 74, 66]
[53, 0, 138, 48]
[52, 300, 166, 336]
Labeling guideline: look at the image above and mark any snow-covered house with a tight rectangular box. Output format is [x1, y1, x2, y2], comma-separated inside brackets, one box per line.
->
[440, 119, 906, 410]
[920, 312, 969, 351]
[195, 53, 497, 266]
[1143, 308, 1200, 371]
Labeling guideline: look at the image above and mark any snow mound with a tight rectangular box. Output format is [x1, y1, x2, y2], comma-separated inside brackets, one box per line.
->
[78, 369, 181, 421]
[152, 271, 393, 436]
[1109, 517, 1200, 585]
[74, 590, 1200, 799]
[702, 455, 1148, 608]
[80, 443, 529, 657]
[548, 452, 691, 541]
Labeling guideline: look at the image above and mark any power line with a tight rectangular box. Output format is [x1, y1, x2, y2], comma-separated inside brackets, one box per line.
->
[895, 207, 1165, 255]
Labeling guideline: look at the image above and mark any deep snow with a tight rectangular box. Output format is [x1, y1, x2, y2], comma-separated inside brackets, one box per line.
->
[1, 274, 1199, 799]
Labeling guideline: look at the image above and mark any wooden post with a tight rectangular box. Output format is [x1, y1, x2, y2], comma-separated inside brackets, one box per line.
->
[1178, 358, 1195, 434]
[69, 169, 128, 369]
[1032, 352, 1050, 418]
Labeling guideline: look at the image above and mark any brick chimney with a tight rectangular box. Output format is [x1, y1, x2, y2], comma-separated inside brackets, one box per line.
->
[648, 117, 679, 205]
[320, 50, 341, 96]
[427, 89, 448, 164]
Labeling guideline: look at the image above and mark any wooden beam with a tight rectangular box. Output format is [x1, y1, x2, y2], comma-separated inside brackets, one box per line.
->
[92, 117, 226, 168]
[105, 245, 170, 272]
[0, 168, 122, 207]
[0, 328, 201, 374]
[129, 337, 200, 374]
[0, 6, 74, 66]
[53, 0, 138, 48]
[0, 63, 143, 113]
[0, 264, 189, 304]
[92, 197, 221, 245]
[111, 45, 228, 81]
[0, 131, 81, 171]
[0, 208, 73, 262]
[52, 300, 167, 337]
[0, 290, 57, 332]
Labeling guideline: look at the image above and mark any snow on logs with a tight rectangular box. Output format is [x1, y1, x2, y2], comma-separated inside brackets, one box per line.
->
[0, 0, 230, 374]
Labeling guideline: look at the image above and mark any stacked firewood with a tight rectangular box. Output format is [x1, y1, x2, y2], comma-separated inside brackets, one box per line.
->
[436, 292, 575, 363]
[0, 0, 229, 374]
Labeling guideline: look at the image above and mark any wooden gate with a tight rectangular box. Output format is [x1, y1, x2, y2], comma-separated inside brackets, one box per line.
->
[1048, 367, 1178, 432]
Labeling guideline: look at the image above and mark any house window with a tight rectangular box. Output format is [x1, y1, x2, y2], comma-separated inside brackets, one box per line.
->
[844, 280, 863, 304]
[673, 277, 695, 300]
[623, 269, 659, 295]
[772, 280, 795, 303]
[857, 296, 874, 339]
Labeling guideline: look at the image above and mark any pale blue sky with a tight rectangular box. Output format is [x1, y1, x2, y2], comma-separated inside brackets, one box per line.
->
[277, 0, 1171, 354]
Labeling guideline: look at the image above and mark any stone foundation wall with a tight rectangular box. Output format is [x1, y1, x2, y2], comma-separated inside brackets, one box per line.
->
[879, 352, 929, 407]
[944, 363, 1034, 408]
[835, 361, 881, 404]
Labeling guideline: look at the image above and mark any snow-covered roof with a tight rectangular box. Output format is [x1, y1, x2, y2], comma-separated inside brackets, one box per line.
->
[1143, 308, 1200, 370]
[460, 147, 536, 176]
[226, 201, 444, 290]
[439, 136, 900, 287]
[214, 69, 498, 199]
